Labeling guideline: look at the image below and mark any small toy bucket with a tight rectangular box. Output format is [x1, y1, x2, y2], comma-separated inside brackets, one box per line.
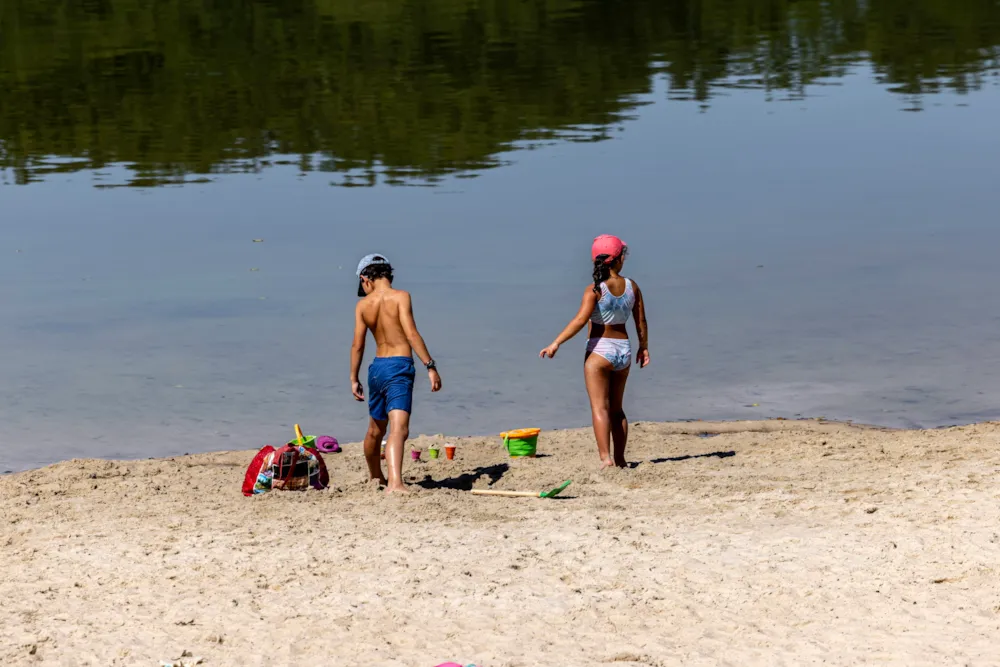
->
[289, 435, 317, 449]
[290, 424, 318, 451]
[501, 428, 540, 457]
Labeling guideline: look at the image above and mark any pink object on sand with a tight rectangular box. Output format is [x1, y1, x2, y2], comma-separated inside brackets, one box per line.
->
[434, 664, 464, 667]
[315, 435, 340, 453]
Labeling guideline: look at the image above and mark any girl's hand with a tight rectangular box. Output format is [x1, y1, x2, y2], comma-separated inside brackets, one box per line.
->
[540, 343, 560, 359]
[637, 347, 650, 368]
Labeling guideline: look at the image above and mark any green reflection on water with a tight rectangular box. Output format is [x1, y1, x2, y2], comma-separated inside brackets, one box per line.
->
[1, 0, 998, 186]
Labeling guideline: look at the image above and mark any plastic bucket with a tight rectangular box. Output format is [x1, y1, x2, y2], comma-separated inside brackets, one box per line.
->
[501, 428, 540, 457]
[288, 435, 317, 450]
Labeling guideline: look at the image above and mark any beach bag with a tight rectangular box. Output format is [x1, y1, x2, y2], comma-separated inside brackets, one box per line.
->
[242, 444, 329, 496]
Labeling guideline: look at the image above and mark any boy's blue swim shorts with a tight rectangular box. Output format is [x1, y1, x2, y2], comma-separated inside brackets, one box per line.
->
[367, 356, 415, 420]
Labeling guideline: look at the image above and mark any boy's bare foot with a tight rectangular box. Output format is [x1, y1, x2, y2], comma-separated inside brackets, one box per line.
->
[613, 458, 628, 468]
[371, 475, 388, 486]
[600, 458, 615, 469]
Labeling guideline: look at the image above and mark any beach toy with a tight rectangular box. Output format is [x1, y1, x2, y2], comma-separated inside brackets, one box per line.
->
[315, 435, 340, 453]
[411, 449, 422, 461]
[445, 444, 456, 460]
[429, 446, 440, 459]
[471, 480, 571, 499]
[501, 428, 541, 457]
[286, 424, 317, 450]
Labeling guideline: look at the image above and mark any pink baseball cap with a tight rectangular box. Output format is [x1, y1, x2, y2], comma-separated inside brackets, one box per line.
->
[591, 234, 627, 263]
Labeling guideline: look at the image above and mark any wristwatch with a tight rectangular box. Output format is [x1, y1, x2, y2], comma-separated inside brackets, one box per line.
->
[425, 359, 437, 370]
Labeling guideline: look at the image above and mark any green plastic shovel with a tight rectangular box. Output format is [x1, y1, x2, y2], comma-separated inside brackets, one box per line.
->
[470, 480, 571, 498]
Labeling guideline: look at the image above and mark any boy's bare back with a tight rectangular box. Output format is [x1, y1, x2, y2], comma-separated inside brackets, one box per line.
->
[356, 287, 417, 359]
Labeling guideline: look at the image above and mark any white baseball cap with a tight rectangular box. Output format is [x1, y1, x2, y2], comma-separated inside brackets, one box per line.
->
[356, 254, 391, 296]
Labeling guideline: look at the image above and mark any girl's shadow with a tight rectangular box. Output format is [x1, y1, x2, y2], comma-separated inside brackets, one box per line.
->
[629, 450, 736, 468]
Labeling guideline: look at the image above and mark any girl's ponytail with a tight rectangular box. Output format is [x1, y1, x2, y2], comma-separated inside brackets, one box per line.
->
[592, 255, 611, 294]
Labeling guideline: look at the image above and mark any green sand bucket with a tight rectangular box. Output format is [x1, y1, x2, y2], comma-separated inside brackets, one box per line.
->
[288, 435, 317, 449]
[501, 428, 540, 457]
[290, 424, 317, 449]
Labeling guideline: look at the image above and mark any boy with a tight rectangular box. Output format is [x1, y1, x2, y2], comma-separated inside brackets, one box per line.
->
[350, 254, 442, 493]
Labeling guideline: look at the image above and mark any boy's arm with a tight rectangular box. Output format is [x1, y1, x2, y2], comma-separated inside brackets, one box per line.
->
[399, 292, 442, 392]
[350, 302, 367, 400]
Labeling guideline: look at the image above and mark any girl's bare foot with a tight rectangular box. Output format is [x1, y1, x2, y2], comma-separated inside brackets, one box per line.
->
[385, 483, 409, 495]
[600, 458, 615, 469]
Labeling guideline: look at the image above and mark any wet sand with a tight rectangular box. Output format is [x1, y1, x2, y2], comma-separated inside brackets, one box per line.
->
[2, 419, 998, 666]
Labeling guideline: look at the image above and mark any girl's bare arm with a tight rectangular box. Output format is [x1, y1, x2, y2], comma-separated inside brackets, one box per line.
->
[540, 287, 599, 358]
[631, 280, 650, 367]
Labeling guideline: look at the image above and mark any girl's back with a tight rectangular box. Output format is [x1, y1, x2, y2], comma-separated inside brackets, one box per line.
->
[591, 276, 635, 326]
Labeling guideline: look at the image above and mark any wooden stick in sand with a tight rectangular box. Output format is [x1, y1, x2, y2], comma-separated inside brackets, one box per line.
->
[471, 480, 571, 499]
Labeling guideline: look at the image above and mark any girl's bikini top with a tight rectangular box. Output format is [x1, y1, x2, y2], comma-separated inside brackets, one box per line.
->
[590, 278, 635, 325]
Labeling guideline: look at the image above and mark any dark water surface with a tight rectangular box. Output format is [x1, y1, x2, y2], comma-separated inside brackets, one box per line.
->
[2, 0, 1000, 471]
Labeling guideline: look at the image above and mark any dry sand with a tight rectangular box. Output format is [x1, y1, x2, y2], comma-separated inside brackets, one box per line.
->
[2, 419, 999, 666]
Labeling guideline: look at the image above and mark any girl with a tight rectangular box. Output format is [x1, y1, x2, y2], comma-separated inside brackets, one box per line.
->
[540, 235, 649, 468]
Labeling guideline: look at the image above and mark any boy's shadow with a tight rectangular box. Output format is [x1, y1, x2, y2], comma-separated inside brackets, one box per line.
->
[417, 463, 509, 491]
[630, 450, 736, 468]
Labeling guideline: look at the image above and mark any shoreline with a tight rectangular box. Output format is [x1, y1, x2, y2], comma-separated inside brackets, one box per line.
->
[3, 419, 998, 665]
[2, 417, 899, 476]
[1, 414, 982, 476]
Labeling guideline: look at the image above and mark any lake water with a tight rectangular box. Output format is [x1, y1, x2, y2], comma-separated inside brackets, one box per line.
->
[2, 0, 1000, 472]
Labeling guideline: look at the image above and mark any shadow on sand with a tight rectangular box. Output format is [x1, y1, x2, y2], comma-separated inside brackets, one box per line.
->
[647, 450, 736, 465]
[416, 463, 510, 491]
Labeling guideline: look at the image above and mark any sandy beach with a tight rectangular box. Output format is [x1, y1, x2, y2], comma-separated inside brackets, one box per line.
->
[2, 419, 998, 666]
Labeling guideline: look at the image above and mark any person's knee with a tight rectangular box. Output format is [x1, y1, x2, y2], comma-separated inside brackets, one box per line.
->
[590, 406, 610, 421]
[367, 421, 386, 439]
[589, 396, 611, 411]
[388, 412, 410, 441]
